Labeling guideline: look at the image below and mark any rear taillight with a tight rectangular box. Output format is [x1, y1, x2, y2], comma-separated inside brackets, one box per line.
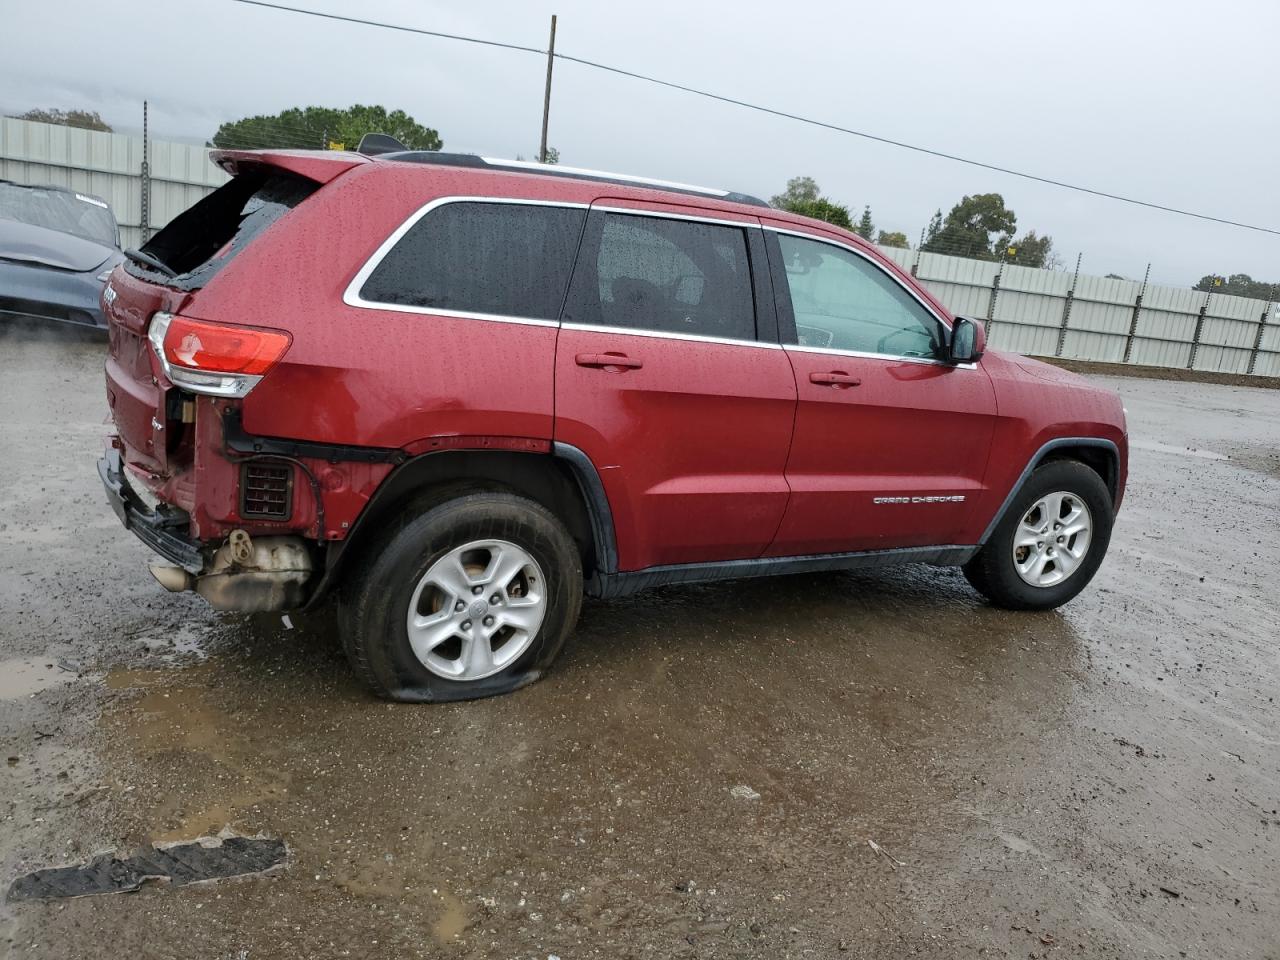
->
[148, 313, 291, 398]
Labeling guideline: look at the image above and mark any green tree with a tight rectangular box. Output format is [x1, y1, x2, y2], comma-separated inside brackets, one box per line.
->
[876, 230, 909, 249]
[542, 146, 560, 165]
[786, 198, 853, 230]
[16, 108, 111, 132]
[856, 205, 875, 241]
[210, 105, 441, 151]
[1192, 273, 1278, 299]
[922, 193, 1017, 260]
[770, 176, 820, 209]
[1002, 230, 1058, 269]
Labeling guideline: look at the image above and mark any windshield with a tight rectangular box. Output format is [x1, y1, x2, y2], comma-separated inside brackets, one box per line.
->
[0, 182, 119, 247]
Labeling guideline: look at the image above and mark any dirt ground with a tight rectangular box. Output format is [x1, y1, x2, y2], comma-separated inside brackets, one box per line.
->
[1, 325, 1277, 959]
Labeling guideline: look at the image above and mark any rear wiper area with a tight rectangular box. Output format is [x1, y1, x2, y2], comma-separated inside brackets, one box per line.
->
[123, 248, 178, 279]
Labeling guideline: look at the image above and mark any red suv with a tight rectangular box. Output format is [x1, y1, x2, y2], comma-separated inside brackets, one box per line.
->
[99, 148, 1128, 701]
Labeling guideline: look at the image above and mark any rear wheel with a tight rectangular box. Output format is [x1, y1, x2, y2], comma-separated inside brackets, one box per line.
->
[963, 460, 1113, 610]
[341, 491, 583, 701]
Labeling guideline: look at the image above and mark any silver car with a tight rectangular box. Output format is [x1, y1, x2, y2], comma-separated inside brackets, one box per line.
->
[0, 180, 123, 329]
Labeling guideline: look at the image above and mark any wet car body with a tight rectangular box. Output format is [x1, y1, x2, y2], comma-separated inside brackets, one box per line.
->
[0, 181, 123, 328]
[97, 148, 1130, 701]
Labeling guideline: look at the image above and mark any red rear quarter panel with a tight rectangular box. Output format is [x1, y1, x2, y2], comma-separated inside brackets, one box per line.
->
[181, 163, 573, 448]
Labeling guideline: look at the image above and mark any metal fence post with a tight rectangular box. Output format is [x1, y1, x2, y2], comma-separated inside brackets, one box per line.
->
[139, 101, 151, 245]
[911, 227, 925, 277]
[1122, 263, 1151, 364]
[1055, 252, 1082, 357]
[1188, 289, 1212, 370]
[985, 258, 1005, 335]
[1247, 291, 1274, 376]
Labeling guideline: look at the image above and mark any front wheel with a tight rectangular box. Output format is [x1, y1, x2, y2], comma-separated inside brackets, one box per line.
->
[963, 460, 1113, 611]
[341, 491, 583, 702]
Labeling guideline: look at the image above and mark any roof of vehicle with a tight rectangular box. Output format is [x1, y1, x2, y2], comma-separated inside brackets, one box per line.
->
[377, 152, 771, 208]
[0, 178, 111, 207]
[206, 148, 891, 258]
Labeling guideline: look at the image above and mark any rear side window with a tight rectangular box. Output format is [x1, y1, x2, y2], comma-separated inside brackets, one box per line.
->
[358, 202, 586, 321]
[126, 170, 318, 291]
[564, 212, 756, 341]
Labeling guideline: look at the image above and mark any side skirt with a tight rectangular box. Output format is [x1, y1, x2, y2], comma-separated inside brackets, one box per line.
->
[587, 545, 978, 599]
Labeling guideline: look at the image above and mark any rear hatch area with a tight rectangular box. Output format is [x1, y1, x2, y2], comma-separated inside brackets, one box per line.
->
[104, 164, 322, 487]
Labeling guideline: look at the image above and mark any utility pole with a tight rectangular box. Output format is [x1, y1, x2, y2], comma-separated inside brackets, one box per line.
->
[539, 14, 557, 163]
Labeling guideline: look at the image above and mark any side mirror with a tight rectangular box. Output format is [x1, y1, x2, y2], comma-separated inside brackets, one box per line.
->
[948, 316, 986, 363]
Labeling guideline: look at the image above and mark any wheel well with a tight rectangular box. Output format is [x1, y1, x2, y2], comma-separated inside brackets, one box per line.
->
[1040, 445, 1117, 503]
[323, 450, 600, 593]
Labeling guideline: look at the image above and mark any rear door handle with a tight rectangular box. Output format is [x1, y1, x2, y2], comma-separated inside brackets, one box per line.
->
[809, 370, 861, 387]
[576, 352, 643, 371]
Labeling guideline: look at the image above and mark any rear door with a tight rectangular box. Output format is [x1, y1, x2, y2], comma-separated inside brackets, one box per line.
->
[763, 224, 997, 555]
[554, 201, 797, 571]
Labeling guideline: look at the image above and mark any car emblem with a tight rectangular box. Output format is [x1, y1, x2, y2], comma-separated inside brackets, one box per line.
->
[103, 283, 117, 306]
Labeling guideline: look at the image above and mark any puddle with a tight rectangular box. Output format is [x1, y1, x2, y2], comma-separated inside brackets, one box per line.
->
[433, 890, 470, 942]
[0, 656, 74, 700]
[1131, 439, 1229, 461]
[106, 664, 234, 758]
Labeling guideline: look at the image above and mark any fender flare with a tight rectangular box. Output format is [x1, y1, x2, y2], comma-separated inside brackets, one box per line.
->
[551, 442, 619, 575]
[977, 437, 1120, 545]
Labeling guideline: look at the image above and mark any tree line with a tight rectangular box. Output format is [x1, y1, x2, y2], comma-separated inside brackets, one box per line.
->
[11, 105, 1274, 294]
[771, 176, 1059, 268]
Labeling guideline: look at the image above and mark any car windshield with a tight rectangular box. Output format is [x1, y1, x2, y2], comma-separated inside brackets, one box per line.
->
[0, 181, 118, 247]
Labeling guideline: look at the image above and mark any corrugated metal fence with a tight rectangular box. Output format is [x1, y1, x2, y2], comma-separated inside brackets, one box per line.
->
[0, 117, 227, 250]
[3, 117, 1276, 376]
[879, 248, 1278, 377]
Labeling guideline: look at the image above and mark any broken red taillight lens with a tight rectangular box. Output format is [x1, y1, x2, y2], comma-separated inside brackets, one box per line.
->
[148, 313, 291, 398]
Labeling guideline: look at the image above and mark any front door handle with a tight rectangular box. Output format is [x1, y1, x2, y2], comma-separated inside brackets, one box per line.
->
[809, 370, 862, 388]
[576, 352, 644, 371]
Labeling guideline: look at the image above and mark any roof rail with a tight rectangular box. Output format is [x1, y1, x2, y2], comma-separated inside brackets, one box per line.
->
[378, 151, 770, 208]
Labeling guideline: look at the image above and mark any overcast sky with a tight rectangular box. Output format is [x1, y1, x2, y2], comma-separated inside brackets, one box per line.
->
[4, 0, 1278, 285]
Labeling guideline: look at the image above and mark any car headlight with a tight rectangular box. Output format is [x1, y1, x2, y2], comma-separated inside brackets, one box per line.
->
[97, 268, 114, 283]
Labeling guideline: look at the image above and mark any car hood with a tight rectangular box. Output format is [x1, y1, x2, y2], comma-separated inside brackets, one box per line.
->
[1005, 352, 1092, 387]
[0, 218, 117, 273]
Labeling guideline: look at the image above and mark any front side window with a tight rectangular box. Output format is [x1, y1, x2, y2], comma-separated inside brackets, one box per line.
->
[564, 212, 756, 341]
[777, 233, 941, 358]
[360, 202, 586, 320]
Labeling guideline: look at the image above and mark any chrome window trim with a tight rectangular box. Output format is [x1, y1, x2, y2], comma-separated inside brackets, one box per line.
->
[342, 196, 590, 322]
[788, 343, 976, 370]
[764, 224, 954, 333]
[561, 321, 781, 350]
[591, 204, 762, 230]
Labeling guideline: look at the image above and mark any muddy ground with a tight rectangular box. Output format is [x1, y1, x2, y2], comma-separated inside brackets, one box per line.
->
[1, 325, 1277, 959]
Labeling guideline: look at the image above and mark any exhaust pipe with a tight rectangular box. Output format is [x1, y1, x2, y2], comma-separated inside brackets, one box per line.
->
[149, 563, 193, 593]
[148, 532, 312, 611]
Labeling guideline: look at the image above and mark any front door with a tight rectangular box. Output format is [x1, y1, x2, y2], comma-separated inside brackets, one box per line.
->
[763, 226, 997, 556]
[554, 202, 797, 571]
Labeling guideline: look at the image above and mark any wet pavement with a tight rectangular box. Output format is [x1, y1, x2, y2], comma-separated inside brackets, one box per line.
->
[2, 325, 1277, 958]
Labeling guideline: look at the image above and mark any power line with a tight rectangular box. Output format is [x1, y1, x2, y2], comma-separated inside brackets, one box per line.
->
[227, 0, 543, 55]
[226, 0, 1280, 238]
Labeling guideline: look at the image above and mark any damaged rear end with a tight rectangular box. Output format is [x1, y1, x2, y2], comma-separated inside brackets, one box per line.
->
[100, 149, 372, 611]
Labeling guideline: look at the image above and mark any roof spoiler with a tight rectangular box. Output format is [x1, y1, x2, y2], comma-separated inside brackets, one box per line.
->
[209, 149, 371, 184]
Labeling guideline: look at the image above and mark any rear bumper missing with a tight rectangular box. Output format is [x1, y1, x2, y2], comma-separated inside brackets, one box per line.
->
[99, 448, 313, 611]
[98, 449, 204, 573]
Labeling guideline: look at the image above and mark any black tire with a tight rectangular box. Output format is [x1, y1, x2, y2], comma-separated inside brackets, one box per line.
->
[340, 491, 583, 702]
[963, 459, 1113, 611]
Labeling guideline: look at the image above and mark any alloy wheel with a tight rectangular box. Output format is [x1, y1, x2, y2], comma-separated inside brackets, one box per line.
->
[1011, 491, 1093, 588]
[405, 539, 546, 680]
